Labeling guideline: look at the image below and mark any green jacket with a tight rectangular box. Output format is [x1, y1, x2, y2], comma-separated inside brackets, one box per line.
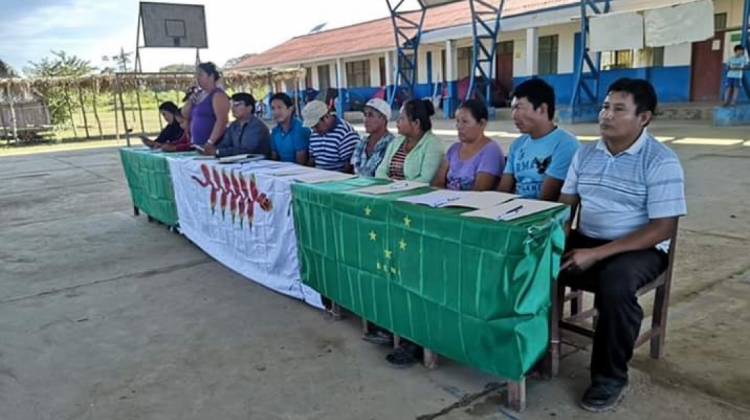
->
[374, 130, 445, 183]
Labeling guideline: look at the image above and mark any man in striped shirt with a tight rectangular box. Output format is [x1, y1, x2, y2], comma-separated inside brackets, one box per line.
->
[559, 78, 687, 413]
[302, 100, 360, 173]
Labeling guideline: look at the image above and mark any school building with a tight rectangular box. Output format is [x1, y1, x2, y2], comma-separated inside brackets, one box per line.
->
[232, 0, 750, 117]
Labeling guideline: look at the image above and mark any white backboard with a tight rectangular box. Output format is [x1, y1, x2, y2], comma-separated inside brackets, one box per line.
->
[589, 12, 644, 52]
[644, 0, 714, 47]
[140, 2, 208, 49]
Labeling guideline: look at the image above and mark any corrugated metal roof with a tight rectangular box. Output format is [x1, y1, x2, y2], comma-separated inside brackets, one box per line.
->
[233, 0, 578, 70]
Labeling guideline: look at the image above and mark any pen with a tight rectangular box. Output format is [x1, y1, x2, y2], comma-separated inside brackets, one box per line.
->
[497, 205, 523, 221]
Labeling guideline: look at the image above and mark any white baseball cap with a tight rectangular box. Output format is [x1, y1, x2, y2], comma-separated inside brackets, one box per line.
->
[364, 98, 392, 120]
[302, 100, 330, 128]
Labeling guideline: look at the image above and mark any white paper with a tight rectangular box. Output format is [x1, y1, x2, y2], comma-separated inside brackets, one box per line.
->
[218, 154, 265, 164]
[293, 171, 356, 184]
[645, 0, 714, 47]
[441, 191, 519, 210]
[398, 190, 471, 208]
[589, 12, 644, 52]
[354, 180, 429, 195]
[462, 199, 564, 222]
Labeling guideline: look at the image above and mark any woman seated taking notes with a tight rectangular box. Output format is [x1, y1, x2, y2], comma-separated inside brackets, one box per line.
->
[431, 100, 505, 191]
[375, 99, 444, 182]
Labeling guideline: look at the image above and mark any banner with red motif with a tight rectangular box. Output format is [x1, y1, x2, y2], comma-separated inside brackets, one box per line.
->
[168, 158, 323, 309]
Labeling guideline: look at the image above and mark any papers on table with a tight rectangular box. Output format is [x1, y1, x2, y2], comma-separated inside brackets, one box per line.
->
[397, 190, 518, 210]
[218, 154, 265, 164]
[462, 199, 565, 222]
[293, 170, 357, 184]
[354, 181, 429, 195]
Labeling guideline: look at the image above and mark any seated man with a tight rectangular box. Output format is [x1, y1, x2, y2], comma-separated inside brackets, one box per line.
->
[270, 93, 311, 165]
[202, 93, 270, 158]
[159, 112, 192, 152]
[302, 100, 360, 173]
[558, 78, 687, 413]
[498, 78, 579, 201]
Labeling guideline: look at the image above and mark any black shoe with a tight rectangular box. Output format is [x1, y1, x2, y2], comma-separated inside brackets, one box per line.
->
[580, 381, 629, 413]
[385, 342, 422, 368]
[362, 330, 394, 346]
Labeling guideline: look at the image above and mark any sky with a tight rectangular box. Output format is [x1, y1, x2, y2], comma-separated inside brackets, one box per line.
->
[0, 0, 421, 75]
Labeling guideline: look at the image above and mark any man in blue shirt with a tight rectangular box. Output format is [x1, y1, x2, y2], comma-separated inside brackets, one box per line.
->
[498, 78, 579, 201]
[559, 78, 686, 413]
[270, 93, 310, 165]
[202, 93, 270, 158]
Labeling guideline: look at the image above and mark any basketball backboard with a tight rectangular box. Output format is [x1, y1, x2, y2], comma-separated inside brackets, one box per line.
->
[139, 2, 208, 49]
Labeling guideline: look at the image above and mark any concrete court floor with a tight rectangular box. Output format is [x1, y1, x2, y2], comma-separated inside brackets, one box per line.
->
[0, 119, 749, 420]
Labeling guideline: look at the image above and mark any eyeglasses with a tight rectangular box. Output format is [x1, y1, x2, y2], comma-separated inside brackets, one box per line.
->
[231, 102, 245, 107]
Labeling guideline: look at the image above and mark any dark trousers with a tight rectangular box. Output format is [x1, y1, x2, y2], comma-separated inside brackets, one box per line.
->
[559, 232, 667, 385]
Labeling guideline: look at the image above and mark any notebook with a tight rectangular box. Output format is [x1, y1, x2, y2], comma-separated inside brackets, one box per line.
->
[462, 199, 565, 222]
[355, 181, 429, 195]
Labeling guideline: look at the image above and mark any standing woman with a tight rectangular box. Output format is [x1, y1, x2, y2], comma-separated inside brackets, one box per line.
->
[182, 62, 231, 148]
[375, 99, 444, 183]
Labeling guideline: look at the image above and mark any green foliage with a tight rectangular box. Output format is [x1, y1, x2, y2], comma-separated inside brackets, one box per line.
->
[159, 64, 195, 73]
[24, 51, 96, 126]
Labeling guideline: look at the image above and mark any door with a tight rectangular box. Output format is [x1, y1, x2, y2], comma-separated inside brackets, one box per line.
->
[496, 41, 514, 105]
[690, 32, 724, 102]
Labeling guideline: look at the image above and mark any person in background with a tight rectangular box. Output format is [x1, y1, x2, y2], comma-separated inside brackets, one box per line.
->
[558, 78, 686, 413]
[159, 111, 192, 152]
[181, 62, 231, 148]
[303, 100, 360, 172]
[498, 78, 579, 201]
[202, 93, 270, 158]
[431, 99, 504, 191]
[140, 101, 184, 148]
[723, 44, 748, 107]
[375, 99, 444, 183]
[351, 98, 394, 177]
[270, 92, 310, 165]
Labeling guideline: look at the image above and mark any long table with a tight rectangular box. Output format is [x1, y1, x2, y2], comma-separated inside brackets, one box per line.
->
[292, 178, 568, 386]
[119, 148, 191, 226]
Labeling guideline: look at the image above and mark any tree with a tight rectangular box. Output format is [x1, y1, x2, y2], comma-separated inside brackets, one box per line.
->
[101, 48, 133, 73]
[24, 51, 96, 126]
[223, 54, 256, 70]
[0, 59, 18, 78]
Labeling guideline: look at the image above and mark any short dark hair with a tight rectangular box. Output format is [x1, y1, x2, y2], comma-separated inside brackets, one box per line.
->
[158, 101, 180, 116]
[402, 99, 435, 132]
[198, 62, 221, 81]
[458, 99, 489, 123]
[735, 44, 745, 52]
[512, 78, 556, 120]
[232, 92, 256, 113]
[270, 92, 293, 108]
[606, 78, 658, 116]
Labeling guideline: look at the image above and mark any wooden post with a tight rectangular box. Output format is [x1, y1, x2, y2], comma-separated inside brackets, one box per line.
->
[116, 76, 130, 147]
[113, 91, 120, 141]
[77, 86, 90, 139]
[91, 84, 103, 140]
[134, 82, 145, 133]
[507, 378, 527, 412]
[154, 91, 162, 133]
[0, 91, 8, 146]
[63, 88, 78, 139]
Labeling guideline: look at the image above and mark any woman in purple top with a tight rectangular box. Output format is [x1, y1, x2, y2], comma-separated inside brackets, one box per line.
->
[431, 100, 505, 191]
[181, 62, 231, 147]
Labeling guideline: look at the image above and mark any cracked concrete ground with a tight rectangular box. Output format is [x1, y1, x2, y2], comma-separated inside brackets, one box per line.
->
[1, 120, 749, 419]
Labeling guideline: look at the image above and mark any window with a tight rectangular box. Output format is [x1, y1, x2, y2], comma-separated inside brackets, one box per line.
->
[318, 65, 331, 91]
[652, 47, 665, 68]
[457, 46, 472, 79]
[714, 13, 727, 31]
[601, 50, 634, 70]
[346, 60, 371, 88]
[497, 41, 513, 55]
[398, 54, 418, 82]
[538, 35, 558, 74]
[304, 67, 313, 89]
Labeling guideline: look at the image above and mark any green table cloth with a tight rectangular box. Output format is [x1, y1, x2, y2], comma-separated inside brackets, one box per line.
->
[292, 178, 569, 380]
[119, 148, 195, 226]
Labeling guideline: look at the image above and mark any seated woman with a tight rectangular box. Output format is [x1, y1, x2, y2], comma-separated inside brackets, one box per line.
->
[431, 100, 505, 191]
[158, 112, 192, 152]
[375, 99, 444, 182]
[140, 101, 184, 148]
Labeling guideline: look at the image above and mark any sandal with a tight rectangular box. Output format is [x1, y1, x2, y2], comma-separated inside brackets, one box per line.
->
[386, 342, 422, 368]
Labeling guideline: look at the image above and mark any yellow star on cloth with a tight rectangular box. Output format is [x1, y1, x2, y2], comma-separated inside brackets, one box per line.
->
[377, 262, 382, 271]
[384, 249, 393, 260]
[403, 216, 412, 228]
[398, 239, 407, 251]
[364, 206, 373, 217]
[369, 231, 378, 242]
[390, 266, 397, 275]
